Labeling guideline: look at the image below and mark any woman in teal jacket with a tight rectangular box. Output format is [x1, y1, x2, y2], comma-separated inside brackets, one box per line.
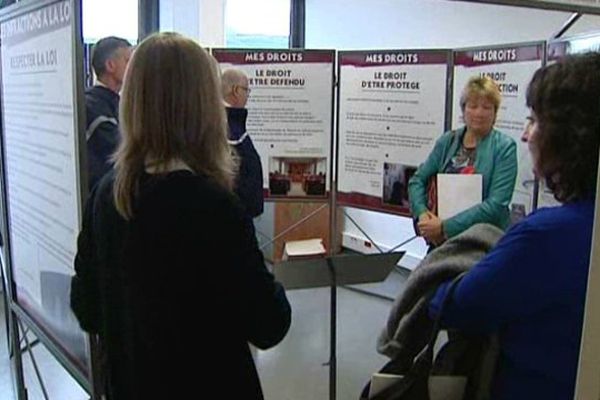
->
[409, 76, 517, 245]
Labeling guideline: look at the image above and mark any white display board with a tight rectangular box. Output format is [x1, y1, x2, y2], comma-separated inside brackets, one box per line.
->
[337, 50, 449, 215]
[0, 0, 88, 371]
[452, 43, 544, 221]
[1, 0, 79, 307]
[212, 49, 334, 200]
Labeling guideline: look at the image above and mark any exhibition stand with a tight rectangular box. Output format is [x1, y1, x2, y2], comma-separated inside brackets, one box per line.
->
[0, 0, 599, 399]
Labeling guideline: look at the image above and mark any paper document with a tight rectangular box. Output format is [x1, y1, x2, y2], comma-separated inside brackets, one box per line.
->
[437, 173, 482, 220]
[369, 373, 403, 397]
[369, 373, 466, 400]
[282, 238, 326, 260]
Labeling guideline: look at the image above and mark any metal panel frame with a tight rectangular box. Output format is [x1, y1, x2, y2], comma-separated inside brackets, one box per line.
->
[451, 0, 600, 15]
[289, 0, 305, 48]
[0, 0, 96, 397]
[138, 0, 159, 42]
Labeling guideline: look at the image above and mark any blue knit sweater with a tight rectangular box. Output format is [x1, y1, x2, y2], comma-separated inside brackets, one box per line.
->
[430, 198, 594, 400]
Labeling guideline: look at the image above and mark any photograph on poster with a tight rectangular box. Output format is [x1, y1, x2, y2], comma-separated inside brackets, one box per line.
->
[268, 156, 327, 197]
[382, 162, 416, 208]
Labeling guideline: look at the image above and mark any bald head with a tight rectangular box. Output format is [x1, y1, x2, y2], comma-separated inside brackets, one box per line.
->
[222, 68, 250, 108]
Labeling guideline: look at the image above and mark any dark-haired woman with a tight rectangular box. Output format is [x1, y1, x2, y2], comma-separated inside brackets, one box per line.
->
[429, 53, 600, 400]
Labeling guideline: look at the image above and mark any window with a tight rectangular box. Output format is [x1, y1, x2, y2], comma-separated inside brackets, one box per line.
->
[83, 0, 138, 43]
[225, 0, 290, 48]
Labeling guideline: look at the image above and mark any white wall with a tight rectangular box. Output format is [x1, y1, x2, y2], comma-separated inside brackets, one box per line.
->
[159, 0, 225, 46]
[306, 0, 600, 263]
[306, 0, 600, 49]
[198, 0, 226, 46]
[160, 0, 200, 39]
[83, 0, 138, 42]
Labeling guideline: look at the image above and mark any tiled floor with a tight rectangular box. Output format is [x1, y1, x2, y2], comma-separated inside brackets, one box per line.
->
[0, 269, 409, 400]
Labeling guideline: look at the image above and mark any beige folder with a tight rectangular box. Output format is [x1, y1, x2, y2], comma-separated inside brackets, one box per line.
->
[437, 173, 482, 220]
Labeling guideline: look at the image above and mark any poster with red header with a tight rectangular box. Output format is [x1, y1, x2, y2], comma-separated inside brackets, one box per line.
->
[336, 49, 450, 215]
[212, 49, 334, 200]
[452, 43, 544, 222]
[0, 0, 89, 376]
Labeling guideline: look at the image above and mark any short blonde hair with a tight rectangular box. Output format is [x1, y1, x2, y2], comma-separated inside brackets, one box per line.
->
[113, 32, 235, 219]
[459, 75, 502, 113]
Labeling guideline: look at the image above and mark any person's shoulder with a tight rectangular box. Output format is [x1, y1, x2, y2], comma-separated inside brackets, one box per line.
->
[517, 200, 594, 237]
[500, 201, 595, 270]
[85, 86, 118, 107]
[95, 169, 115, 194]
[490, 128, 516, 147]
[141, 172, 242, 217]
[188, 174, 237, 204]
[531, 199, 593, 221]
[87, 170, 118, 217]
[433, 129, 458, 147]
[439, 129, 457, 140]
[85, 85, 112, 102]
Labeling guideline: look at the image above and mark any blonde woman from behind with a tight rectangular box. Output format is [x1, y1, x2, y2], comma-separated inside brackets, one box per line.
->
[71, 32, 291, 400]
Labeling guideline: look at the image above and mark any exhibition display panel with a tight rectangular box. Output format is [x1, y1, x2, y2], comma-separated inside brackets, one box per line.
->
[212, 48, 335, 200]
[452, 42, 544, 219]
[0, 0, 93, 396]
[336, 49, 450, 216]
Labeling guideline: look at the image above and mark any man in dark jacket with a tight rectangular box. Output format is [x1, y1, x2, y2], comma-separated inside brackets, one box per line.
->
[85, 37, 132, 190]
[222, 69, 264, 217]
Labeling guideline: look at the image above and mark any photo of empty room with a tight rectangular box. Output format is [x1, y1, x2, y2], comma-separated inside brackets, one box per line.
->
[382, 162, 416, 208]
[268, 157, 327, 197]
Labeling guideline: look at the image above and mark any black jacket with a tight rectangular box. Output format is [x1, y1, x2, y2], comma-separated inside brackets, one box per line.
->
[71, 170, 291, 400]
[227, 107, 264, 217]
[85, 85, 120, 190]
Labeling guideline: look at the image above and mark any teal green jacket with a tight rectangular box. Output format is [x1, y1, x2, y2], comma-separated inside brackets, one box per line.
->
[408, 127, 517, 238]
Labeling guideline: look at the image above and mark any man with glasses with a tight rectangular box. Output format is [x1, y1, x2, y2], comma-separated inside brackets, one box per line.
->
[85, 36, 132, 190]
[222, 68, 264, 218]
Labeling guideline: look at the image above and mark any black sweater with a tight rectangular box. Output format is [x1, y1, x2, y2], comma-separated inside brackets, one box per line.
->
[227, 107, 264, 217]
[71, 170, 291, 399]
[85, 85, 120, 190]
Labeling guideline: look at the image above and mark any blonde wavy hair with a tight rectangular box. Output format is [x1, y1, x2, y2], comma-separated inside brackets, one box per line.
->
[113, 32, 235, 219]
[459, 75, 502, 114]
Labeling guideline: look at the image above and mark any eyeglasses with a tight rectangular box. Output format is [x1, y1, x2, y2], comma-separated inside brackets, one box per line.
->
[238, 86, 251, 94]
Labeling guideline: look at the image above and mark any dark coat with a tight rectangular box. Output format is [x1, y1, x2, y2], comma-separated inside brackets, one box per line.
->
[227, 107, 264, 217]
[85, 85, 120, 190]
[71, 170, 291, 400]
